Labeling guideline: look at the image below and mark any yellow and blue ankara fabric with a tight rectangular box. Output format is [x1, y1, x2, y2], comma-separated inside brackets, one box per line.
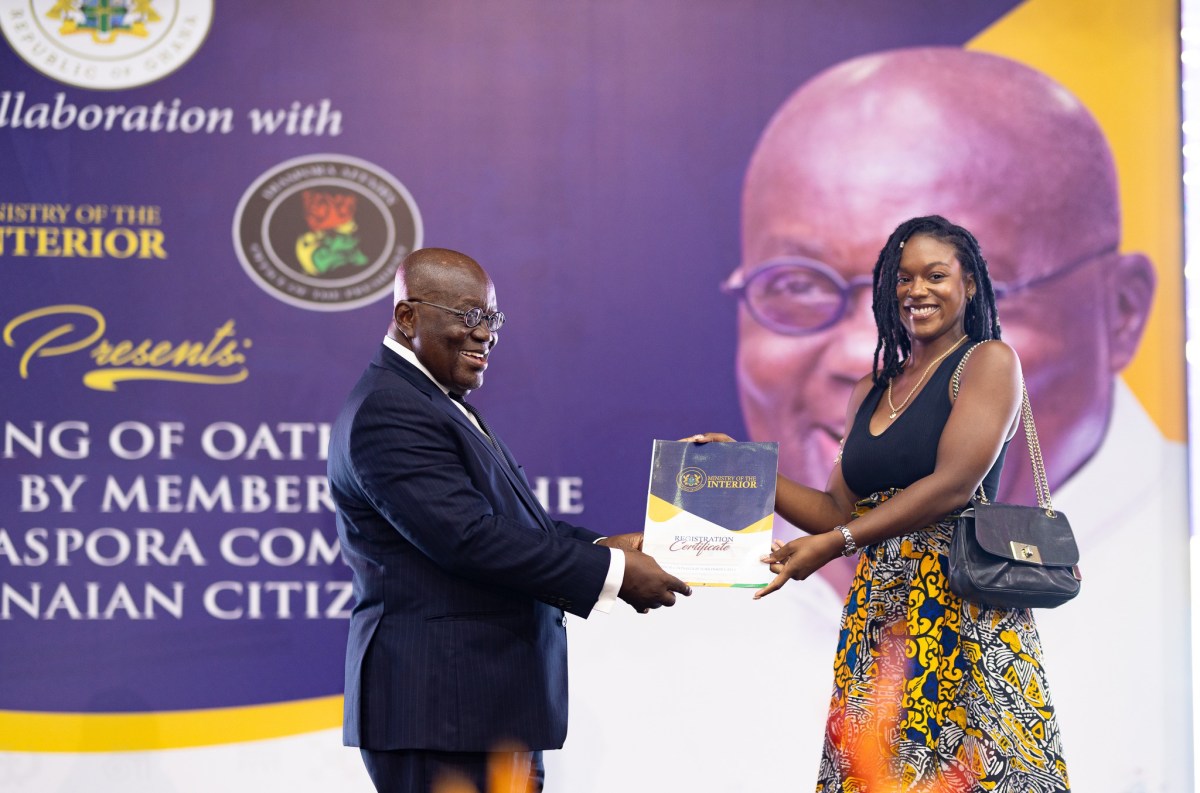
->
[816, 490, 1070, 792]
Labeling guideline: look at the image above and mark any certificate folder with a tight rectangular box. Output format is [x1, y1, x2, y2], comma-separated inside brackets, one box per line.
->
[642, 440, 778, 588]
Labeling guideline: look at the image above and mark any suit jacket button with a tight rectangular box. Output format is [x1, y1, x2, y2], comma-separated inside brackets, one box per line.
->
[560, 616, 568, 627]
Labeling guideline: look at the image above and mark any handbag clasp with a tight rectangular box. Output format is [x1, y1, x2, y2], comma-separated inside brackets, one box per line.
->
[1010, 541, 1042, 564]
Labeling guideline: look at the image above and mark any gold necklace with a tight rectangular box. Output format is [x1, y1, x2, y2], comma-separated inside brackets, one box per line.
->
[886, 335, 967, 420]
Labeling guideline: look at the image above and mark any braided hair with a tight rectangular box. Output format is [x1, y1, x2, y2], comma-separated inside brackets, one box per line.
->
[870, 215, 1001, 386]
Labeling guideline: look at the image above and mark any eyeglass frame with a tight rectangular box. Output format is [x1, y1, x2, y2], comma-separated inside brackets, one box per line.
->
[403, 299, 506, 332]
[721, 245, 1116, 336]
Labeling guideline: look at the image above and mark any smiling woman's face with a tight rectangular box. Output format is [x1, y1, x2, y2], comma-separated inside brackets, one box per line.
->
[894, 234, 974, 345]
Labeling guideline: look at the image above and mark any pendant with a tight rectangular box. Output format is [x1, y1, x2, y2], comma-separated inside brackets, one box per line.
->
[889, 411, 897, 419]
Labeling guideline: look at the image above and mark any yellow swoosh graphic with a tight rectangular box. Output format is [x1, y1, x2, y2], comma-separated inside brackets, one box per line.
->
[82, 368, 249, 391]
[0, 695, 343, 752]
[646, 493, 683, 522]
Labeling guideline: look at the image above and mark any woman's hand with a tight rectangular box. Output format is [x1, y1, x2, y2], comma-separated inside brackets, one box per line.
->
[679, 432, 737, 443]
[753, 532, 845, 599]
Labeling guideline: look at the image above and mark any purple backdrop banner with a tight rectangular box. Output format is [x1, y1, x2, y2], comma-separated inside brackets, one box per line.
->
[7, 2, 1182, 792]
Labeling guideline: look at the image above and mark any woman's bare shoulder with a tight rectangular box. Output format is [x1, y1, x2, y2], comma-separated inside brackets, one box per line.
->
[955, 340, 1021, 397]
[962, 339, 1019, 373]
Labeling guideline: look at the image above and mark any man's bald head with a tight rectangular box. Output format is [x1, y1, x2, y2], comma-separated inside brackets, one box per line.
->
[394, 247, 489, 308]
[743, 47, 1119, 274]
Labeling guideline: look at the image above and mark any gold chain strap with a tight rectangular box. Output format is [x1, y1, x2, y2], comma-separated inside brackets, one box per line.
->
[951, 342, 1055, 515]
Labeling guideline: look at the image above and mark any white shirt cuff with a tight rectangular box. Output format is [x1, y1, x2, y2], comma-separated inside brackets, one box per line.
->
[591, 546, 624, 614]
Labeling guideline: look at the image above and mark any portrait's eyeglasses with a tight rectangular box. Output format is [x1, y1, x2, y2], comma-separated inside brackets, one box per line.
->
[722, 247, 1115, 335]
[405, 299, 506, 332]
[720, 258, 871, 335]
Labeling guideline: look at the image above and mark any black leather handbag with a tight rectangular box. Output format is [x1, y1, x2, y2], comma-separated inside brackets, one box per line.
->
[947, 344, 1082, 609]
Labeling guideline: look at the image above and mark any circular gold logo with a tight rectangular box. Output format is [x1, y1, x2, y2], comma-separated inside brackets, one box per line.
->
[676, 467, 707, 493]
[0, 1, 213, 90]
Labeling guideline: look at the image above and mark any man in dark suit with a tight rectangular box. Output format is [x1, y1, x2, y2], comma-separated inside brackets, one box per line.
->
[328, 247, 690, 793]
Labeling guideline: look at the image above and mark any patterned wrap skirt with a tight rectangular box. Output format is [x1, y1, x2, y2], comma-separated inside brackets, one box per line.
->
[815, 491, 1070, 792]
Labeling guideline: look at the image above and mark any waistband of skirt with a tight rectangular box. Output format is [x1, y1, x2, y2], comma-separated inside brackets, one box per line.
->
[851, 488, 967, 521]
[851, 488, 902, 517]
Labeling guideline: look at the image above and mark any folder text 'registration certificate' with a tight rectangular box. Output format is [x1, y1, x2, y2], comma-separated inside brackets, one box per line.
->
[642, 440, 778, 588]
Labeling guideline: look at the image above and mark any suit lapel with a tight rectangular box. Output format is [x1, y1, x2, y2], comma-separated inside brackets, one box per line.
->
[373, 346, 554, 530]
[436, 399, 554, 529]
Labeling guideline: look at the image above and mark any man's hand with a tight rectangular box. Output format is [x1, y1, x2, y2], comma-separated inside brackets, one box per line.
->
[618, 550, 692, 613]
[596, 532, 643, 552]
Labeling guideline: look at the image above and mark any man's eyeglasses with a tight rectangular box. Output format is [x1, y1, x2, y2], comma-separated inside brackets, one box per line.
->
[722, 247, 1114, 336]
[405, 299, 506, 332]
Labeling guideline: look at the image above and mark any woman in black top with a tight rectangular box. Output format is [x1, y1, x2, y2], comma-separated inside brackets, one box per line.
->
[690, 216, 1069, 791]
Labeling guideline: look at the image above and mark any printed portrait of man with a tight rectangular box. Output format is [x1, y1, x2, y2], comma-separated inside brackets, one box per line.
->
[728, 47, 1188, 792]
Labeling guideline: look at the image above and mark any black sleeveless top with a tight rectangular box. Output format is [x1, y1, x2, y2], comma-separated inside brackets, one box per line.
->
[841, 342, 1009, 501]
